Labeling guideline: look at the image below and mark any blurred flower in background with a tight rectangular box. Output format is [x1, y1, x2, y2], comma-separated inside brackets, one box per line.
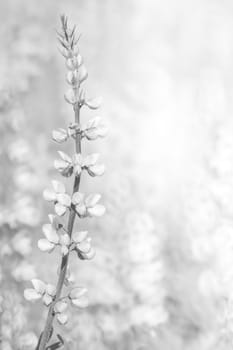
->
[2, 0, 233, 349]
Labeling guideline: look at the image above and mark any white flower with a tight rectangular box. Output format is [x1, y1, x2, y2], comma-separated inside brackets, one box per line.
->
[54, 151, 73, 177]
[73, 153, 105, 177]
[52, 128, 68, 143]
[24, 279, 56, 306]
[81, 117, 108, 140]
[54, 301, 68, 325]
[38, 223, 59, 253]
[12, 261, 36, 281]
[84, 96, 102, 110]
[54, 152, 105, 178]
[72, 231, 95, 260]
[43, 180, 71, 216]
[72, 192, 105, 218]
[38, 221, 70, 256]
[83, 153, 105, 177]
[48, 213, 62, 230]
[59, 234, 71, 256]
[69, 287, 89, 308]
[11, 231, 32, 256]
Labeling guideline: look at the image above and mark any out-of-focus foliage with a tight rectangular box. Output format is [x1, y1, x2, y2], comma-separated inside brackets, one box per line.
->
[1, 0, 233, 349]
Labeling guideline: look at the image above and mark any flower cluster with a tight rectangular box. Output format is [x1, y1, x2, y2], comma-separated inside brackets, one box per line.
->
[24, 279, 56, 306]
[52, 117, 108, 143]
[43, 180, 105, 219]
[24, 15, 107, 349]
[54, 151, 105, 177]
[43, 180, 71, 216]
[24, 279, 88, 325]
[72, 192, 106, 218]
[38, 216, 95, 259]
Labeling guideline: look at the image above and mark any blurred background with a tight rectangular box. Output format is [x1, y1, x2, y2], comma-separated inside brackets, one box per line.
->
[1, 0, 233, 349]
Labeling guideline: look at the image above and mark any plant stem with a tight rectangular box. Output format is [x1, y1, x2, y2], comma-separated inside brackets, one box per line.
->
[37, 100, 81, 350]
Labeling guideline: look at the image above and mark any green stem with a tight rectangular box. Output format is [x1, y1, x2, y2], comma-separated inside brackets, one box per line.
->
[37, 102, 80, 350]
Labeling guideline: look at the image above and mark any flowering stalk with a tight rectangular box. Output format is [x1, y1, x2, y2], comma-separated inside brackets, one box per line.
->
[24, 15, 107, 350]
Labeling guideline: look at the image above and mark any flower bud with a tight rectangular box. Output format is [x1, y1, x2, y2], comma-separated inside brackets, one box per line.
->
[64, 89, 77, 105]
[78, 65, 88, 84]
[66, 70, 79, 86]
[66, 55, 82, 70]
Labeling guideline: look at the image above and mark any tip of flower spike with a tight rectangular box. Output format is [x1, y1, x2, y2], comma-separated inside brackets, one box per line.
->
[58, 15, 80, 53]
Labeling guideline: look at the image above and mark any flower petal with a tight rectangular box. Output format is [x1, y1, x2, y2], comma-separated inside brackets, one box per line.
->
[64, 89, 76, 105]
[87, 204, 106, 217]
[73, 231, 88, 243]
[73, 164, 82, 175]
[72, 192, 84, 205]
[52, 129, 68, 143]
[42, 224, 59, 244]
[84, 97, 102, 110]
[54, 301, 68, 313]
[59, 234, 70, 246]
[42, 294, 53, 306]
[69, 287, 87, 300]
[77, 239, 91, 254]
[24, 289, 41, 301]
[85, 193, 101, 207]
[75, 204, 87, 217]
[54, 159, 70, 172]
[72, 153, 83, 165]
[71, 296, 89, 308]
[87, 164, 105, 177]
[58, 151, 72, 163]
[57, 313, 68, 325]
[57, 193, 71, 207]
[84, 153, 99, 166]
[78, 64, 88, 84]
[48, 214, 61, 230]
[55, 203, 67, 216]
[46, 284, 56, 296]
[80, 247, 96, 260]
[38, 239, 55, 253]
[85, 117, 101, 129]
[67, 70, 79, 85]
[60, 245, 69, 256]
[43, 189, 56, 202]
[31, 279, 46, 294]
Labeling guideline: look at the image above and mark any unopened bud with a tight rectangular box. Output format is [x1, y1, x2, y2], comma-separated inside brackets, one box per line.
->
[67, 71, 79, 86]
[78, 65, 88, 84]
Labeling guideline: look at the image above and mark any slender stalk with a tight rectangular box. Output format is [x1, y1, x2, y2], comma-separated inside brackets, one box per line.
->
[38, 102, 80, 350]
